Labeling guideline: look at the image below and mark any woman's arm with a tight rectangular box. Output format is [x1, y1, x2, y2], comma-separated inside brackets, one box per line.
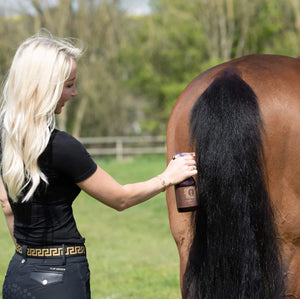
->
[0, 177, 15, 243]
[77, 154, 197, 211]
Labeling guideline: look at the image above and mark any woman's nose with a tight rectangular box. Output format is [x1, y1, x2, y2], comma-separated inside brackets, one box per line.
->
[72, 86, 78, 97]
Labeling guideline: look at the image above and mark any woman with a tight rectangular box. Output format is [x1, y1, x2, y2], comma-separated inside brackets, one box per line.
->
[0, 33, 197, 299]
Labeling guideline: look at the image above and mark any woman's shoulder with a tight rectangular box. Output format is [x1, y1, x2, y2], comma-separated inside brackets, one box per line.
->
[52, 129, 74, 140]
[50, 129, 91, 158]
[49, 129, 97, 180]
[51, 129, 81, 147]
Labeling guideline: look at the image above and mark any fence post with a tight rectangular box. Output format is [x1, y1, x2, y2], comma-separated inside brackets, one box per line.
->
[116, 139, 123, 161]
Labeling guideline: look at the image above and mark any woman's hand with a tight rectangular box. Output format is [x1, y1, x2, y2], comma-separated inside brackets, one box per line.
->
[159, 153, 197, 189]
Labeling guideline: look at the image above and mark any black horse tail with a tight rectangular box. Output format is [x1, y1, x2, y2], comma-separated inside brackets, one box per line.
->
[184, 68, 285, 299]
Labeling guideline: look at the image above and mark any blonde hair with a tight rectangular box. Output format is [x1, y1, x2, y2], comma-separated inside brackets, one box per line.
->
[1, 33, 82, 202]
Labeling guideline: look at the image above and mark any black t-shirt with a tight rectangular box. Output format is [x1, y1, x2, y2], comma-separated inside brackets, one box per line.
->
[7, 129, 97, 246]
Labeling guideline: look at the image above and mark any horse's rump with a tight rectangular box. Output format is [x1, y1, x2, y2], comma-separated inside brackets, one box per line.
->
[166, 55, 300, 299]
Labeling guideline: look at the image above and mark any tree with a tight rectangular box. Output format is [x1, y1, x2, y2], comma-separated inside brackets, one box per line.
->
[0, 0, 143, 137]
[0, 0, 298, 137]
[123, 0, 288, 134]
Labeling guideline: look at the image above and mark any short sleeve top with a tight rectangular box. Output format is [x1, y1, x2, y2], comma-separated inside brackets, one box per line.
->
[8, 129, 97, 246]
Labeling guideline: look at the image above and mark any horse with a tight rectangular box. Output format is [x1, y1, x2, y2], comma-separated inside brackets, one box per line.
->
[166, 54, 300, 298]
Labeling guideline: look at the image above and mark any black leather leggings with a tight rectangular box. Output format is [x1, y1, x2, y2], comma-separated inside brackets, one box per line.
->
[2, 253, 91, 299]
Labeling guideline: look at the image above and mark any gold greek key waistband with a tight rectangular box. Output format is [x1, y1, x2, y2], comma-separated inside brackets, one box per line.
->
[16, 243, 86, 258]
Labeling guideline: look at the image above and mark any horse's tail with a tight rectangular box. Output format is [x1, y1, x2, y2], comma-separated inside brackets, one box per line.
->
[184, 68, 285, 299]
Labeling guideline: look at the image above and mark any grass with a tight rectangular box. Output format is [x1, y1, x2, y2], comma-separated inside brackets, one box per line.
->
[0, 155, 181, 298]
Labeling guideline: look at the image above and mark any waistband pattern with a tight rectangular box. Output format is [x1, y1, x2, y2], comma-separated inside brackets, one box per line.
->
[16, 243, 86, 258]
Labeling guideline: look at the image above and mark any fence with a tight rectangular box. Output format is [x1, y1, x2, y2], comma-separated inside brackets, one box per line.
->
[79, 135, 167, 161]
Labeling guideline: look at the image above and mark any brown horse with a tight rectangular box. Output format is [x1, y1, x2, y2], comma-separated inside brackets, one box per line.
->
[166, 54, 300, 298]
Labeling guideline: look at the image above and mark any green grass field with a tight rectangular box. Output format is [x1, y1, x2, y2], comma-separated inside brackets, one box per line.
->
[0, 155, 182, 298]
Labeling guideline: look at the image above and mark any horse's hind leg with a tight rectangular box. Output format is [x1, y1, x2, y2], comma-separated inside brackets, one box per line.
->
[166, 107, 195, 298]
[166, 184, 194, 298]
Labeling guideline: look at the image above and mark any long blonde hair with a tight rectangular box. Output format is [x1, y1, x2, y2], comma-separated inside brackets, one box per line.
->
[1, 33, 82, 202]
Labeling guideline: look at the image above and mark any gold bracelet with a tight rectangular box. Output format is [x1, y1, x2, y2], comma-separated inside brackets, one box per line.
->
[156, 176, 167, 192]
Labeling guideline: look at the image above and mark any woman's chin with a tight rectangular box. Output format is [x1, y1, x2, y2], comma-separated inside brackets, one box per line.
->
[54, 108, 62, 114]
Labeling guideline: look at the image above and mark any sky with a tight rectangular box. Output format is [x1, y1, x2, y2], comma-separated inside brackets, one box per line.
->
[0, 0, 151, 16]
[121, 0, 151, 15]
